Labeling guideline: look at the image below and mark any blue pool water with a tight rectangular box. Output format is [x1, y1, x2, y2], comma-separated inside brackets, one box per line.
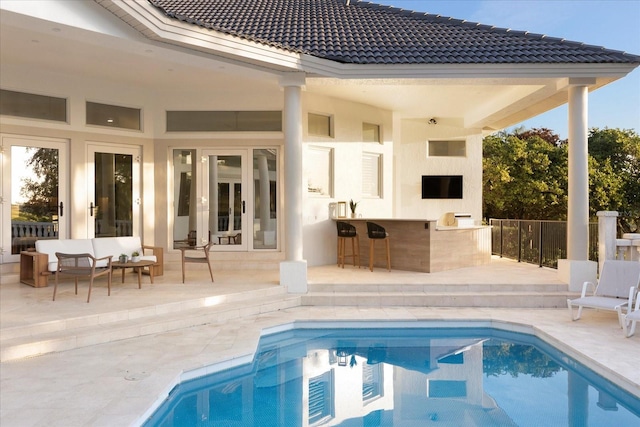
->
[144, 324, 640, 426]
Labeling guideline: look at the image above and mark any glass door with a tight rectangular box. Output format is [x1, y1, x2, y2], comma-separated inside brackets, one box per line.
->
[87, 144, 141, 238]
[171, 148, 278, 252]
[204, 151, 248, 251]
[1, 135, 68, 263]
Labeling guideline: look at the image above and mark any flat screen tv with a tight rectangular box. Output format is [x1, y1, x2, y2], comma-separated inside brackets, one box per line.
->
[422, 175, 463, 199]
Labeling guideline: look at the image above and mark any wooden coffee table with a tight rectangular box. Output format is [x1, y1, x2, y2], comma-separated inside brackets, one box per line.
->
[111, 260, 155, 289]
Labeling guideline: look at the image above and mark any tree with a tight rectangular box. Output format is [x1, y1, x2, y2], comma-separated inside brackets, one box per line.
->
[19, 147, 58, 220]
[483, 127, 639, 231]
[483, 128, 568, 221]
[587, 128, 640, 233]
[483, 341, 561, 378]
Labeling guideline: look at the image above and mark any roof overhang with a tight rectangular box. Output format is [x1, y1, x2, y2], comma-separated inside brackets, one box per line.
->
[2, 0, 637, 134]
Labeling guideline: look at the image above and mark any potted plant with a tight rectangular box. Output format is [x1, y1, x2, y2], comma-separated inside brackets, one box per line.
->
[119, 253, 128, 263]
[349, 199, 359, 218]
[131, 251, 140, 263]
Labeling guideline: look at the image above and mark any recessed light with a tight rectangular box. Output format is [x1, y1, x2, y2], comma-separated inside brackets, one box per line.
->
[107, 118, 114, 123]
[51, 27, 61, 33]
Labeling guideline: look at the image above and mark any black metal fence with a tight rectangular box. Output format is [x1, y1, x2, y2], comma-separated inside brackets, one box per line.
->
[489, 219, 598, 268]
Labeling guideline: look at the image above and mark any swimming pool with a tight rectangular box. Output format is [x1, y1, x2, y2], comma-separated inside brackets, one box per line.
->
[144, 323, 640, 426]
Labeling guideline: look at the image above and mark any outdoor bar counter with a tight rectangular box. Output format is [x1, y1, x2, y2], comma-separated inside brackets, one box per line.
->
[336, 218, 491, 273]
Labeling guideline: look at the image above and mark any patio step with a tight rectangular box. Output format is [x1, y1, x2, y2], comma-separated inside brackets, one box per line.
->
[304, 282, 578, 308]
[0, 287, 300, 362]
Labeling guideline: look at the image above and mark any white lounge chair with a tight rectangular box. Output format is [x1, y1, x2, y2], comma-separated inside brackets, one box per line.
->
[617, 287, 639, 337]
[567, 260, 640, 327]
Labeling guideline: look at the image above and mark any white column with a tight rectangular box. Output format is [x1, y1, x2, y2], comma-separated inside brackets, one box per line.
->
[279, 72, 308, 293]
[558, 81, 597, 291]
[567, 84, 589, 260]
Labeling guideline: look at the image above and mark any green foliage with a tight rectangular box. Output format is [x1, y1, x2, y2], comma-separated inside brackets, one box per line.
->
[483, 128, 567, 220]
[588, 128, 640, 233]
[483, 127, 639, 230]
[483, 341, 562, 378]
[20, 147, 59, 220]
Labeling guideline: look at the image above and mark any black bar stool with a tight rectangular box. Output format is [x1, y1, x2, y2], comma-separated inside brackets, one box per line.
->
[336, 221, 360, 268]
[366, 221, 390, 272]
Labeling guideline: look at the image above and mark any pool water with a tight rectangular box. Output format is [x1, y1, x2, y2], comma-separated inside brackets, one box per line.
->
[144, 325, 640, 426]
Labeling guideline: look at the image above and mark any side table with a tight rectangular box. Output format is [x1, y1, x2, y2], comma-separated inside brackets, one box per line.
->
[111, 260, 155, 289]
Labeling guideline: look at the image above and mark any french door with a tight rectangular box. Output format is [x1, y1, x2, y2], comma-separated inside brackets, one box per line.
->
[1, 135, 68, 263]
[204, 150, 248, 250]
[87, 144, 141, 238]
[172, 148, 278, 251]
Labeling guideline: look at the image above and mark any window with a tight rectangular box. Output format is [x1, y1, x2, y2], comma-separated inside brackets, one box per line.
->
[253, 149, 278, 249]
[166, 111, 281, 132]
[86, 101, 141, 130]
[363, 122, 381, 143]
[427, 380, 467, 398]
[307, 146, 333, 196]
[362, 362, 383, 403]
[0, 89, 67, 122]
[362, 152, 382, 198]
[428, 140, 466, 157]
[308, 371, 334, 425]
[308, 113, 333, 137]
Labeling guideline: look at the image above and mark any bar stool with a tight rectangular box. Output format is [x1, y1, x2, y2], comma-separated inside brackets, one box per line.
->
[336, 221, 360, 268]
[366, 221, 390, 272]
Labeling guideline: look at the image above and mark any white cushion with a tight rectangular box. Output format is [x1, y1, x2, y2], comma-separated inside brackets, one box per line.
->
[35, 239, 95, 272]
[92, 237, 156, 263]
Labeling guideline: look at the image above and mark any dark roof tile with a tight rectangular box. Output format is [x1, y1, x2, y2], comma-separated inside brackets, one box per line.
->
[148, 0, 640, 65]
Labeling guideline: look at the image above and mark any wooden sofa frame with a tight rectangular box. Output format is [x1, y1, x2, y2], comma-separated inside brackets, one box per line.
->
[19, 237, 163, 288]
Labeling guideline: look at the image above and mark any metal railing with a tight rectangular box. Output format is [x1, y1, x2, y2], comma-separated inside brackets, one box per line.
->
[489, 219, 598, 268]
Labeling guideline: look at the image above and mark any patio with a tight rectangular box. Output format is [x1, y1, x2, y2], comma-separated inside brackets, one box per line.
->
[1, 257, 638, 426]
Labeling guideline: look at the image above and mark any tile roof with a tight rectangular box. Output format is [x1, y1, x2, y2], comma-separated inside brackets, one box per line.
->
[148, 0, 640, 65]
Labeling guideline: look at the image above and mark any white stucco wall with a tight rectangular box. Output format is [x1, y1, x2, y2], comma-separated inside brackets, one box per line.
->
[301, 93, 394, 266]
[394, 119, 483, 224]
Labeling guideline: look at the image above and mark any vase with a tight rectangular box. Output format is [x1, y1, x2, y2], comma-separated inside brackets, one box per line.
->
[119, 255, 128, 263]
[351, 212, 357, 218]
[131, 256, 140, 263]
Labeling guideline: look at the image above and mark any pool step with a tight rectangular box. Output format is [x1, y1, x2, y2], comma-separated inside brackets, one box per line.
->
[0, 287, 300, 362]
[304, 282, 578, 308]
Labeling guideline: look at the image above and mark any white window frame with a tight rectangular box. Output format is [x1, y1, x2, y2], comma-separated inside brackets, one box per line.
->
[307, 146, 334, 197]
[362, 152, 382, 198]
[427, 140, 466, 157]
[362, 122, 381, 143]
[308, 112, 334, 138]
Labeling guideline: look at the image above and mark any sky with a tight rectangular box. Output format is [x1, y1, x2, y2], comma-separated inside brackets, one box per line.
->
[376, 0, 640, 139]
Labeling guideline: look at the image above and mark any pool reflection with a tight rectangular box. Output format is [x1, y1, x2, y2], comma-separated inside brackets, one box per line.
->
[145, 327, 640, 426]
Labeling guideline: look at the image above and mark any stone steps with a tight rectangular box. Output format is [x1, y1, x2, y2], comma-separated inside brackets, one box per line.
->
[304, 282, 578, 308]
[0, 287, 300, 362]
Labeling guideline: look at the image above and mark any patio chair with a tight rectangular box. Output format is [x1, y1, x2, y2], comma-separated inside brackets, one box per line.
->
[179, 242, 214, 283]
[617, 287, 639, 337]
[53, 252, 113, 303]
[567, 260, 640, 327]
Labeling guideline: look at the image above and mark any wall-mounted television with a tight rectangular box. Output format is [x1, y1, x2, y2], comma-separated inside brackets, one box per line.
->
[422, 175, 463, 199]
